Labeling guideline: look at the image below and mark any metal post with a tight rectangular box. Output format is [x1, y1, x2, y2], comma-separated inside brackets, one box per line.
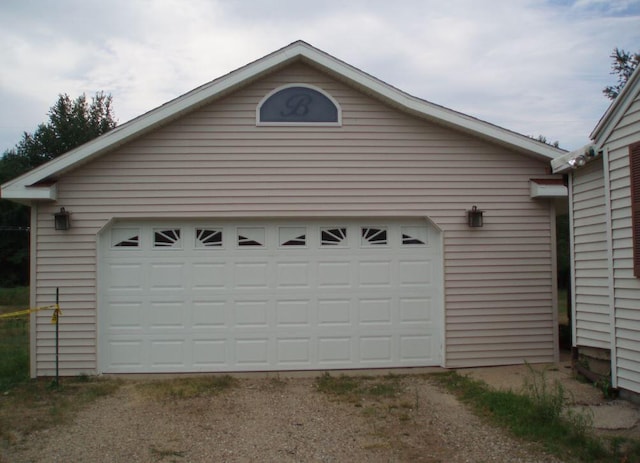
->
[55, 287, 59, 387]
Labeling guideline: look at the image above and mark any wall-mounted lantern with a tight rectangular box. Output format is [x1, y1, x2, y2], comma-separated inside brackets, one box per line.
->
[54, 207, 71, 231]
[467, 205, 484, 228]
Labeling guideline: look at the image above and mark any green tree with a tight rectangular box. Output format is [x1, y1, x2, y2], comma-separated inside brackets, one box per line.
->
[0, 92, 117, 287]
[603, 47, 640, 100]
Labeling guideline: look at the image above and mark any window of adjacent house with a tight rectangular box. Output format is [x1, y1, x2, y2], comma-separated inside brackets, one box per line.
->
[258, 85, 340, 125]
[630, 142, 640, 277]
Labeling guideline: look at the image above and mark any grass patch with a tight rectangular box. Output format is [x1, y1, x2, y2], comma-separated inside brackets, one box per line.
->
[0, 376, 121, 449]
[431, 370, 640, 463]
[315, 373, 403, 401]
[0, 287, 28, 307]
[0, 287, 30, 392]
[0, 316, 29, 391]
[135, 375, 237, 401]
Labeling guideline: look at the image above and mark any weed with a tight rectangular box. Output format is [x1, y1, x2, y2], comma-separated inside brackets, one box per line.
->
[136, 375, 237, 401]
[521, 364, 567, 423]
[0, 315, 29, 391]
[430, 370, 639, 463]
[314, 373, 402, 400]
[150, 445, 186, 459]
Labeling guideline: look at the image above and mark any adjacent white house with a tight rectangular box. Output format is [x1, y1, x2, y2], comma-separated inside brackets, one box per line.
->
[1, 41, 566, 377]
[552, 64, 640, 399]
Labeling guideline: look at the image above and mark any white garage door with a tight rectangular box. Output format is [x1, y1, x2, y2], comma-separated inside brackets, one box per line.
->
[98, 219, 442, 373]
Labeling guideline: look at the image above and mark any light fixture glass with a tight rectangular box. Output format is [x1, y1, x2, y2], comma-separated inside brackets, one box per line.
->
[467, 206, 484, 228]
[54, 207, 71, 231]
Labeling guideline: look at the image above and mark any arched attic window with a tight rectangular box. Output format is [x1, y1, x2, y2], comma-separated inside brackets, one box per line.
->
[257, 84, 341, 126]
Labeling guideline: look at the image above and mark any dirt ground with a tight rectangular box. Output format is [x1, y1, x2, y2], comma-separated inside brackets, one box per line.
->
[3, 355, 639, 463]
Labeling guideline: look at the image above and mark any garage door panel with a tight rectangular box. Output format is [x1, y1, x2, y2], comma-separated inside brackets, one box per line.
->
[317, 261, 351, 287]
[234, 262, 269, 288]
[277, 338, 311, 365]
[234, 300, 269, 327]
[276, 262, 311, 288]
[100, 219, 442, 373]
[358, 261, 392, 287]
[192, 263, 227, 289]
[318, 299, 352, 325]
[149, 263, 186, 290]
[400, 297, 433, 323]
[150, 340, 185, 368]
[107, 302, 143, 330]
[318, 336, 352, 363]
[149, 302, 185, 329]
[193, 339, 228, 367]
[107, 263, 144, 290]
[192, 301, 227, 327]
[360, 336, 392, 362]
[399, 260, 433, 286]
[358, 298, 392, 324]
[234, 338, 270, 365]
[276, 300, 311, 326]
[400, 335, 435, 362]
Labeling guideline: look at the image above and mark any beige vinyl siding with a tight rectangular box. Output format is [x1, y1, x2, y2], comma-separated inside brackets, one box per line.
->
[604, 93, 640, 394]
[33, 63, 556, 374]
[571, 159, 611, 349]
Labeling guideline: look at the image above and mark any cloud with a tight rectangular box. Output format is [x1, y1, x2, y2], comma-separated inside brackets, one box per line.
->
[0, 0, 638, 152]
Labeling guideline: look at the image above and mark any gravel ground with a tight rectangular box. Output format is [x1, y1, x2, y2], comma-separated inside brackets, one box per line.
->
[6, 374, 563, 463]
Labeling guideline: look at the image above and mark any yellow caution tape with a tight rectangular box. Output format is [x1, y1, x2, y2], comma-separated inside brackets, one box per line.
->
[0, 304, 59, 319]
[51, 305, 62, 324]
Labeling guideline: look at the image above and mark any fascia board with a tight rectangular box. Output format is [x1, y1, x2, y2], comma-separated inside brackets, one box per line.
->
[1, 183, 56, 202]
[591, 65, 640, 145]
[551, 151, 574, 173]
[530, 182, 568, 198]
[301, 45, 564, 161]
[551, 143, 596, 174]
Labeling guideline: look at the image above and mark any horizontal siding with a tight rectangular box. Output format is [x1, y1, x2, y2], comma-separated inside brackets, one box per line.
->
[34, 62, 555, 374]
[606, 93, 640, 394]
[571, 158, 611, 350]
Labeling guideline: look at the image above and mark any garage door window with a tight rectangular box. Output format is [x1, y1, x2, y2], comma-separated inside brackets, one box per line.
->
[196, 228, 223, 248]
[320, 227, 347, 246]
[401, 226, 427, 245]
[361, 227, 387, 246]
[238, 227, 265, 247]
[280, 227, 307, 247]
[154, 229, 182, 248]
[112, 228, 140, 248]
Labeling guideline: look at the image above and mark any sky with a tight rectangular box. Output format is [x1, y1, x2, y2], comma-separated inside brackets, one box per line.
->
[0, 0, 639, 153]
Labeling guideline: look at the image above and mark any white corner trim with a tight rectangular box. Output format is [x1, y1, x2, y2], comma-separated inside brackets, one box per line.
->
[602, 147, 618, 388]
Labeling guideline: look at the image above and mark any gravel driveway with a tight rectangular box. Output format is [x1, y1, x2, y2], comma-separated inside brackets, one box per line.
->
[7, 374, 562, 463]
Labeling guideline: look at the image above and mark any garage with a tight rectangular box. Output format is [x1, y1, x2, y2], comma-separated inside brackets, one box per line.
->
[98, 219, 442, 373]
